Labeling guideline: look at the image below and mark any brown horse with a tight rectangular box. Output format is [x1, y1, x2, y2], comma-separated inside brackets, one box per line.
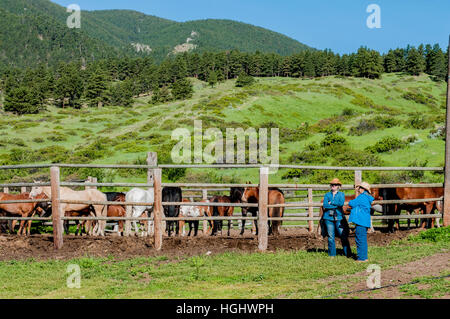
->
[107, 193, 126, 236]
[210, 195, 234, 236]
[241, 186, 285, 235]
[0, 192, 49, 235]
[30, 185, 107, 236]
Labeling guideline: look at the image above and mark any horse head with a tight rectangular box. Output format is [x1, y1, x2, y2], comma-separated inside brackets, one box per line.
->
[30, 181, 45, 198]
[242, 187, 259, 202]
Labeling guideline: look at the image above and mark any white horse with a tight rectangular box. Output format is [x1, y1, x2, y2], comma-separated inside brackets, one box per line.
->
[125, 188, 154, 236]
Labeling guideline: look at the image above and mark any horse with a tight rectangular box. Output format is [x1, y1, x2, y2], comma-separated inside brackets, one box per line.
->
[105, 193, 126, 236]
[230, 186, 258, 235]
[0, 192, 50, 235]
[241, 186, 285, 235]
[179, 198, 203, 236]
[30, 185, 107, 236]
[125, 188, 154, 236]
[210, 195, 234, 236]
[162, 187, 182, 237]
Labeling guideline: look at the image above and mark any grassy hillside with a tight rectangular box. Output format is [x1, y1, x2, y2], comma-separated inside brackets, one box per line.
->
[0, 73, 446, 186]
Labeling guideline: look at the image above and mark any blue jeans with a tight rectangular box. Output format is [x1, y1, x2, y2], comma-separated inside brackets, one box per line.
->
[355, 225, 368, 261]
[324, 219, 351, 257]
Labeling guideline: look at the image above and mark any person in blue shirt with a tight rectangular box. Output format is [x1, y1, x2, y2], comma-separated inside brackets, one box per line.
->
[321, 178, 351, 257]
[348, 182, 374, 262]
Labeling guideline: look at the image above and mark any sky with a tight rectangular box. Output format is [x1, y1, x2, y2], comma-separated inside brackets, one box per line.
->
[52, 0, 450, 54]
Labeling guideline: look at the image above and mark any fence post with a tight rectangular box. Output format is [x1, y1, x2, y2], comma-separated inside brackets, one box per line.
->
[443, 35, 450, 227]
[202, 189, 208, 234]
[258, 167, 269, 251]
[147, 152, 158, 186]
[153, 168, 163, 250]
[21, 187, 26, 193]
[308, 188, 314, 232]
[4, 187, 8, 193]
[354, 170, 362, 187]
[50, 166, 63, 250]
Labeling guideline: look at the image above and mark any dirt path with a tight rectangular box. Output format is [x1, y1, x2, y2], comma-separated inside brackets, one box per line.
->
[322, 252, 450, 299]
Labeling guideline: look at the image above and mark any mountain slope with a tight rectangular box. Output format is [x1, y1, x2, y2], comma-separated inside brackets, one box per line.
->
[0, 0, 312, 69]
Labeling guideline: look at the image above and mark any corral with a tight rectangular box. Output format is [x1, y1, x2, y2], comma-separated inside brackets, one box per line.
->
[0, 152, 447, 256]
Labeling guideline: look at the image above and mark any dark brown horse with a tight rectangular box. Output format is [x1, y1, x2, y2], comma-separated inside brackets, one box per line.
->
[230, 187, 258, 235]
[210, 195, 234, 236]
[241, 186, 285, 235]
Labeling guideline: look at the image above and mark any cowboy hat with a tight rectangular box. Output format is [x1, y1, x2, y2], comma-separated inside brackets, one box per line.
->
[356, 182, 371, 194]
[329, 178, 342, 185]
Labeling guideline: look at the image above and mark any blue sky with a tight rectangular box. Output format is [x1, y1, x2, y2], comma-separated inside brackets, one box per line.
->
[52, 0, 450, 54]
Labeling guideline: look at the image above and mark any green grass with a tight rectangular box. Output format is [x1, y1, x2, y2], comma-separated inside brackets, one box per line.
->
[0, 227, 448, 299]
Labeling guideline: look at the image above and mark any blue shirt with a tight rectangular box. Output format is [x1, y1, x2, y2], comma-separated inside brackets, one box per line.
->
[348, 191, 374, 228]
[322, 191, 345, 221]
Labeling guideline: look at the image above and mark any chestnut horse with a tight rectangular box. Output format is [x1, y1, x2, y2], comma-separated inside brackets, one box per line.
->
[0, 192, 50, 235]
[241, 186, 285, 235]
[210, 195, 234, 236]
[30, 185, 107, 236]
[230, 187, 258, 235]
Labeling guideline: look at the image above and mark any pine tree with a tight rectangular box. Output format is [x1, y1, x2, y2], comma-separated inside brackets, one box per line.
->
[85, 69, 108, 107]
[207, 70, 218, 88]
[427, 44, 447, 81]
[171, 78, 194, 100]
[4, 86, 41, 115]
[406, 47, 426, 75]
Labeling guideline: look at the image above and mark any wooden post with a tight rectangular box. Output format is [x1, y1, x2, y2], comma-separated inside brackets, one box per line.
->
[3, 187, 8, 194]
[258, 167, 269, 251]
[147, 152, 158, 237]
[153, 168, 163, 250]
[202, 189, 208, 235]
[308, 188, 314, 232]
[50, 166, 63, 250]
[354, 170, 362, 187]
[147, 152, 158, 186]
[443, 35, 450, 227]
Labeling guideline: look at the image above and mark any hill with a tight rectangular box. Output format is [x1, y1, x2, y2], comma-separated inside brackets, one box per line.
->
[0, 73, 446, 186]
[0, 0, 312, 69]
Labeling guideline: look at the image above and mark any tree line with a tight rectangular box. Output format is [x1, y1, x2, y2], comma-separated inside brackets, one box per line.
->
[0, 43, 448, 114]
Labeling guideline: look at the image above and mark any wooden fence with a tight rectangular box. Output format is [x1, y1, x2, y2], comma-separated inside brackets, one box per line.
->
[0, 153, 447, 251]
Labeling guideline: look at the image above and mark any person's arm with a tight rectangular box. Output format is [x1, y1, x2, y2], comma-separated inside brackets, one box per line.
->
[330, 192, 345, 207]
[348, 194, 362, 208]
[323, 193, 338, 210]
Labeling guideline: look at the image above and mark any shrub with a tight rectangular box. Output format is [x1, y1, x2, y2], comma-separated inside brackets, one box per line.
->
[235, 73, 255, 87]
[405, 113, 430, 130]
[32, 137, 45, 143]
[366, 136, 405, 153]
[321, 133, 348, 147]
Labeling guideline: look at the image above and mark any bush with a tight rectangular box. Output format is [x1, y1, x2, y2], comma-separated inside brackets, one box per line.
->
[406, 113, 430, 130]
[321, 133, 348, 147]
[366, 136, 405, 153]
[235, 73, 255, 87]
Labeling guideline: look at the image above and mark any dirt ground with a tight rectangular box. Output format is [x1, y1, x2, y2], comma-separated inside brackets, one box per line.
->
[0, 227, 423, 261]
[332, 252, 450, 299]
